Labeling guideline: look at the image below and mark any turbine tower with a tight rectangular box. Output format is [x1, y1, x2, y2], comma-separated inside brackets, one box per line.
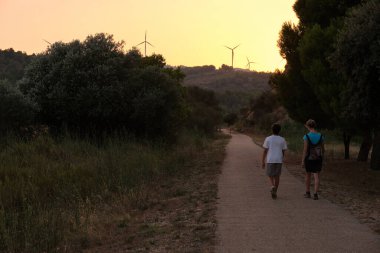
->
[246, 57, 255, 70]
[136, 31, 153, 57]
[225, 44, 240, 68]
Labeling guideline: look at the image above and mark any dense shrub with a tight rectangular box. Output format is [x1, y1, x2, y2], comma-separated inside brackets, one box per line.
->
[185, 86, 222, 134]
[20, 33, 186, 139]
[0, 49, 32, 83]
[223, 112, 238, 127]
[247, 90, 288, 130]
[0, 80, 35, 134]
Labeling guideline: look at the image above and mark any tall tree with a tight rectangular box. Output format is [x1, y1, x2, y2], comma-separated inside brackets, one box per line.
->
[0, 79, 35, 134]
[271, 23, 329, 127]
[331, 0, 380, 170]
[20, 33, 186, 139]
[0, 48, 32, 83]
[271, 0, 361, 159]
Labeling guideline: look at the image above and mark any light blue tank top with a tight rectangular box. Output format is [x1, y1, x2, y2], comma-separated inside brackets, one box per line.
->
[303, 132, 324, 144]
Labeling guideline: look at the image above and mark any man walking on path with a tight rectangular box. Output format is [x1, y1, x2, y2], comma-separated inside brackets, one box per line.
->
[216, 130, 380, 252]
[262, 123, 287, 199]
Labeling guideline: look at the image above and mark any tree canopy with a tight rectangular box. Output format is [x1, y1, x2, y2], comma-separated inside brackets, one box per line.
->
[331, 0, 380, 170]
[0, 80, 35, 133]
[271, 0, 362, 154]
[0, 48, 32, 83]
[20, 33, 187, 139]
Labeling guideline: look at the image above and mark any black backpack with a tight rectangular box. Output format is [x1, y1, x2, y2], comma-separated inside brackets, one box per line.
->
[306, 134, 323, 161]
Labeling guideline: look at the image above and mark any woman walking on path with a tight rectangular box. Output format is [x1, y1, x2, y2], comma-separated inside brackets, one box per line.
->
[302, 119, 325, 200]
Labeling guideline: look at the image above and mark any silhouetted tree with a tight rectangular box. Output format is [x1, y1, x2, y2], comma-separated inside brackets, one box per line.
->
[185, 86, 222, 134]
[0, 80, 35, 134]
[271, 0, 361, 159]
[20, 33, 186, 139]
[223, 113, 238, 127]
[0, 48, 32, 83]
[331, 1, 380, 170]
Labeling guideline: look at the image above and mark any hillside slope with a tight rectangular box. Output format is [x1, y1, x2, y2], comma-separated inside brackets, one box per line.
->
[182, 65, 270, 94]
[181, 65, 271, 113]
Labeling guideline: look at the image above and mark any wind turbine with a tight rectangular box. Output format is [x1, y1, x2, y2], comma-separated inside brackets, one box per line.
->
[224, 44, 240, 68]
[42, 39, 51, 45]
[246, 57, 255, 70]
[136, 31, 154, 57]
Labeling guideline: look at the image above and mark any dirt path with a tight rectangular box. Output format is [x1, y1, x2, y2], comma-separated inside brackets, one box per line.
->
[216, 132, 380, 253]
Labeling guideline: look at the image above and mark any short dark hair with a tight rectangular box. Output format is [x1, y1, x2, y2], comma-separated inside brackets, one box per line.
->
[272, 123, 281, 135]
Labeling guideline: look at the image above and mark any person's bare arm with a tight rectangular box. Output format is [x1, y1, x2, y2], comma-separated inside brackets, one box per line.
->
[262, 149, 268, 169]
[301, 140, 308, 168]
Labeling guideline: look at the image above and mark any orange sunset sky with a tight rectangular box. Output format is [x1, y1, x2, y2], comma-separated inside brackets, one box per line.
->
[0, 0, 298, 72]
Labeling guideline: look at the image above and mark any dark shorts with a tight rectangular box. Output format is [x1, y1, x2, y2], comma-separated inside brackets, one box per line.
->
[266, 163, 282, 177]
[305, 159, 322, 173]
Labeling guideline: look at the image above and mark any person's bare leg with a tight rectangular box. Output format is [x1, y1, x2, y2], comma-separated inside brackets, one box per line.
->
[305, 172, 311, 192]
[268, 177, 275, 188]
[269, 176, 277, 199]
[313, 172, 320, 193]
[274, 175, 280, 190]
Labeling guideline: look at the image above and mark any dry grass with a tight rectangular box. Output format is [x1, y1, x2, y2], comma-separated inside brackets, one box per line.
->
[83, 133, 230, 252]
[0, 131, 229, 253]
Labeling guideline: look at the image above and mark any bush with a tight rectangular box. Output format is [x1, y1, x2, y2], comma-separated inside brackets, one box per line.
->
[185, 86, 222, 134]
[20, 34, 186, 139]
[0, 80, 35, 134]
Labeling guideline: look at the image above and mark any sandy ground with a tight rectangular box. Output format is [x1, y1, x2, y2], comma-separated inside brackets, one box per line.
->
[216, 132, 380, 252]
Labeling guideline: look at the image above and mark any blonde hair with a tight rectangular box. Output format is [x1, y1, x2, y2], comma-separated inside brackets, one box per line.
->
[305, 119, 317, 129]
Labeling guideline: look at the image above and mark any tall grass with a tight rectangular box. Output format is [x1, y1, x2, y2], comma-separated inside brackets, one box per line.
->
[0, 131, 210, 252]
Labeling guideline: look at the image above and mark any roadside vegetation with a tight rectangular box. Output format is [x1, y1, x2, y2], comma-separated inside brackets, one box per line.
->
[0, 34, 225, 252]
[0, 131, 227, 252]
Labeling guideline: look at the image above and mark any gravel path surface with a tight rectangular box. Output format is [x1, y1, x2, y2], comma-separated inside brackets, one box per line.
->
[216, 132, 380, 253]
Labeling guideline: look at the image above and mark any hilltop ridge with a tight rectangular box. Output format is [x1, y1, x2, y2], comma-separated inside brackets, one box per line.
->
[181, 65, 271, 94]
[180, 65, 271, 113]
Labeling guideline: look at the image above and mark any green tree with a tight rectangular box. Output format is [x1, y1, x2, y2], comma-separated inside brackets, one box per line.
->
[293, 0, 360, 27]
[272, 0, 361, 159]
[331, 0, 380, 170]
[223, 112, 238, 127]
[271, 22, 329, 127]
[0, 80, 35, 134]
[248, 90, 284, 130]
[185, 86, 222, 134]
[0, 48, 32, 83]
[20, 33, 186, 139]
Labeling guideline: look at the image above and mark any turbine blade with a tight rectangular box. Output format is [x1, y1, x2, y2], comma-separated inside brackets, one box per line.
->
[224, 46, 233, 50]
[233, 44, 240, 50]
[43, 39, 51, 45]
[146, 41, 154, 47]
[136, 41, 145, 46]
